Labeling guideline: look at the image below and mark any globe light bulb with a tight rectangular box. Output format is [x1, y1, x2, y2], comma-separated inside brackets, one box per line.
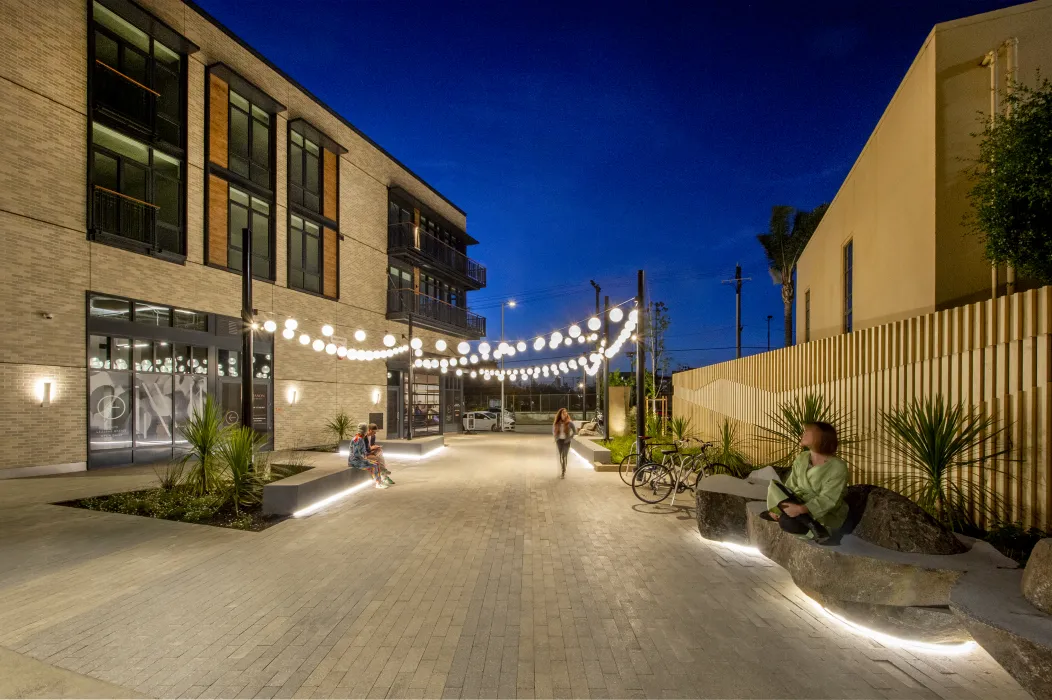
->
[569, 360, 578, 369]
[534, 338, 545, 351]
[569, 324, 581, 338]
[263, 320, 277, 333]
[577, 336, 586, 344]
[414, 358, 423, 368]
[337, 346, 347, 358]
[470, 355, 479, 364]
[325, 343, 337, 355]
[587, 317, 601, 331]
[478, 342, 491, 354]
[414, 349, 422, 357]
[322, 325, 334, 337]
[564, 338, 573, 346]
[282, 328, 295, 340]
[440, 359, 448, 368]
[441, 366, 448, 374]
[285, 319, 298, 331]
[354, 330, 366, 342]
[449, 358, 458, 366]
[312, 339, 324, 351]
[436, 339, 447, 352]
[629, 309, 638, 322]
[410, 338, 423, 350]
[610, 308, 624, 323]
[481, 352, 490, 361]
[299, 334, 311, 345]
[516, 341, 527, 352]
[458, 341, 471, 355]
[470, 371, 477, 378]
[550, 331, 563, 345]
[383, 334, 396, 347]
[506, 347, 516, 356]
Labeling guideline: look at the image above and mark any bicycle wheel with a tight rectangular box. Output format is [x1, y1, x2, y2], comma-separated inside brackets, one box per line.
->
[619, 452, 640, 485]
[632, 464, 675, 504]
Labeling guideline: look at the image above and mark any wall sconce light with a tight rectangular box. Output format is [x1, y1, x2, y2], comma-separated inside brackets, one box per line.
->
[288, 388, 298, 404]
[371, 388, 382, 405]
[41, 380, 52, 407]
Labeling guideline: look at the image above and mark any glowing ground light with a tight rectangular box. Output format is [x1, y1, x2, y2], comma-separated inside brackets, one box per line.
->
[569, 449, 595, 470]
[696, 535, 978, 655]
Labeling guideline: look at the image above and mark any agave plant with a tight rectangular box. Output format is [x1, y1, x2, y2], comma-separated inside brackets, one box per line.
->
[178, 395, 229, 496]
[758, 391, 860, 467]
[668, 416, 694, 442]
[154, 461, 186, 491]
[882, 396, 1007, 531]
[710, 418, 751, 477]
[217, 425, 269, 514]
[645, 413, 664, 438]
[326, 411, 353, 444]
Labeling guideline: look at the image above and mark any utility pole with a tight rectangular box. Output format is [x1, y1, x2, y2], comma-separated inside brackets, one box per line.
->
[240, 227, 254, 432]
[767, 315, 773, 351]
[602, 295, 610, 441]
[635, 270, 645, 457]
[590, 280, 600, 423]
[722, 265, 751, 359]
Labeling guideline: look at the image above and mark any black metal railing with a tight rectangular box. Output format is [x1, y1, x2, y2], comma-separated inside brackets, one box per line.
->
[92, 186, 158, 247]
[93, 60, 156, 134]
[388, 222, 487, 288]
[387, 288, 486, 336]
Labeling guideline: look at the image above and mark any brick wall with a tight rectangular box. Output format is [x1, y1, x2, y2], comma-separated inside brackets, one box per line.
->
[0, 0, 477, 473]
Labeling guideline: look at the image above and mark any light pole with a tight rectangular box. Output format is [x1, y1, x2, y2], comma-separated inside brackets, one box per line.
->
[500, 299, 515, 430]
[767, 315, 773, 351]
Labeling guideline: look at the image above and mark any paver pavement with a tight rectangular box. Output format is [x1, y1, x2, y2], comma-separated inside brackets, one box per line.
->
[0, 434, 1030, 699]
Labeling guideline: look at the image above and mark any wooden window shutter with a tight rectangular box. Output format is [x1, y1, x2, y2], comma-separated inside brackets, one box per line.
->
[208, 174, 228, 266]
[209, 74, 228, 168]
[323, 149, 337, 221]
[323, 227, 338, 298]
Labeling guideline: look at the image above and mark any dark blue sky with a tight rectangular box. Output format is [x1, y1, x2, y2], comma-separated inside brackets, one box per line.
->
[199, 0, 1016, 371]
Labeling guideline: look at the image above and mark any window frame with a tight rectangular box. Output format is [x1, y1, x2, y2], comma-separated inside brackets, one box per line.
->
[288, 129, 322, 214]
[227, 89, 272, 189]
[287, 213, 323, 295]
[227, 185, 274, 280]
[843, 240, 853, 334]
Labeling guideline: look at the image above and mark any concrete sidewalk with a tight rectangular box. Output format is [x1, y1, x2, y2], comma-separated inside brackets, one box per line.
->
[0, 434, 1028, 699]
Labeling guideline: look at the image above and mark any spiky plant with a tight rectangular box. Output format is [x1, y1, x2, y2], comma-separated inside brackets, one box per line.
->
[326, 411, 353, 444]
[758, 391, 860, 467]
[668, 416, 694, 442]
[646, 413, 664, 438]
[882, 396, 1007, 531]
[217, 425, 269, 514]
[710, 418, 751, 477]
[177, 395, 229, 496]
[155, 461, 185, 491]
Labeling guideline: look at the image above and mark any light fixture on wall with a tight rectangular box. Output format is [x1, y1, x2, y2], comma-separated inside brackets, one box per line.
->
[288, 388, 298, 404]
[39, 379, 52, 407]
[372, 388, 382, 405]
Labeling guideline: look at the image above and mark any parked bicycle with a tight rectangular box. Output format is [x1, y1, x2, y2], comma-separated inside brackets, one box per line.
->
[629, 439, 731, 505]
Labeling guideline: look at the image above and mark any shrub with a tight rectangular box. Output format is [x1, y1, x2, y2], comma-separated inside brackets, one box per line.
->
[983, 522, 1048, 566]
[155, 461, 185, 491]
[668, 416, 694, 442]
[178, 395, 229, 496]
[882, 395, 1007, 531]
[217, 425, 269, 514]
[758, 391, 860, 467]
[326, 411, 353, 444]
[710, 418, 750, 477]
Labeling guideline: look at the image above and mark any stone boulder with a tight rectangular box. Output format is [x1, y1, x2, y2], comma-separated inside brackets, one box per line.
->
[845, 485, 967, 555]
[803, 587, 970, 644]
[695, 474, 767, 544]
[1023, 539, 1052, 615]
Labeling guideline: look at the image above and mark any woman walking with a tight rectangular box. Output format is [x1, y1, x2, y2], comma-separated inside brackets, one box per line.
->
[553, 408, 577, 478]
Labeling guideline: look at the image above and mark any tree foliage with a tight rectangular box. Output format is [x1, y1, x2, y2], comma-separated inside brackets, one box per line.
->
[757, 204, 828, 346]
[969, 78, 1052, 282]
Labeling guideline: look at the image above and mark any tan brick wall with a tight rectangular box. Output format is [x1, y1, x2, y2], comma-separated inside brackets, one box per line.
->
[0, 0, 476, 473]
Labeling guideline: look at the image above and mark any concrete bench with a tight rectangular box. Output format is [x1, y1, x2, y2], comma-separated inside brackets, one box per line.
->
[337, 434, 444, 458]
[570, 436, 611, 465]
[262, 466, 371, 516]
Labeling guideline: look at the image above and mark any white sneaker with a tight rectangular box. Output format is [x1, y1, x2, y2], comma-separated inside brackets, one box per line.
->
[375, 482, 388, 489]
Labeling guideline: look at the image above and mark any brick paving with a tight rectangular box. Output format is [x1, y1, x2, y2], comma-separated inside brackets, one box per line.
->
[0, 434, 1029, 699]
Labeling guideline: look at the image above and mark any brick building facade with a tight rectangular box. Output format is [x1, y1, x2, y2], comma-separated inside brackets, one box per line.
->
[0, 0, 486, 476]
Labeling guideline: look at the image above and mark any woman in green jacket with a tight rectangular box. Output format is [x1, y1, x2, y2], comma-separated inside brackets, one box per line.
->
[764, 421, 849, 542]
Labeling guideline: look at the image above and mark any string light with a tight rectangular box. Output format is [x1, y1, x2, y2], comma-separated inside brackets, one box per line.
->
[285, 319, 298, 331]
[282, 328, 295, 340]
[610, 308, 624, 323]
[299, 334, 310, 345]
[321, 325, 334, 337]
[263, 320, 277, 333]
[354, 330, 366, 342]
[383, 334, 396, 347]
[436, 339, 447, 351]
[312, 339, 324, 352]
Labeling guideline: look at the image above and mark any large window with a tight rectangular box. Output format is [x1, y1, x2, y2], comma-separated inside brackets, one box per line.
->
[843, 240, 853, 334]
[229, 90, 271, 188]
[412, 373, 441, 434]
[289, 131, 321, 212]
[228, 187, 272, 278]
[289, 215, 322, 293]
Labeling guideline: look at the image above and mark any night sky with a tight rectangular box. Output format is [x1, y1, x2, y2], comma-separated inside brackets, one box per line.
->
[197, 0, 1017, 372]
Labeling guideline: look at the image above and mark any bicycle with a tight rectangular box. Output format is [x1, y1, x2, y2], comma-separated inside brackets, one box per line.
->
[630, 439, 730, 505]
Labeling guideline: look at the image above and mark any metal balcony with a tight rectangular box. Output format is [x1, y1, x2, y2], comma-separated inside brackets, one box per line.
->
[388, 222, 486, 290]
[387, 289, 486, 338]
[93, 60, 157, 136]
[92, 186, 160, 249]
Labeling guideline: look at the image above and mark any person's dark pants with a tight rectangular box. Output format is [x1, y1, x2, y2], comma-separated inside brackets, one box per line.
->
[776, 509, 840, 543]
[556, 439, 571, 476]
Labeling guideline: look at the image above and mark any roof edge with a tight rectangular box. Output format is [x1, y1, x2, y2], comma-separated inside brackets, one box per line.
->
[181, 0, 467, 218]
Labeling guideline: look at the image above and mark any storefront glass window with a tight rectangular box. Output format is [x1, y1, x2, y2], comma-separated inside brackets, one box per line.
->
[88, 369, 132, 450]
[135, 302, 171, 326]
[135, 373, 173, 448]
[218, 349, 240, 377]
[89, 296, 131, 321]
[173, 373, 206, 448]
[173, 308, 208, 331]
[253, 352, 272, 379]
[88, 334, 130, 370]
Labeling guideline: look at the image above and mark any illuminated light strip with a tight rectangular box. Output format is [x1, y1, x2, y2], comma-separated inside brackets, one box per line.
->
[697, 535, 977, 654]
[382, 446, 445, 461]
[569, 448, 596, 470]
[292, 480, 375, 518]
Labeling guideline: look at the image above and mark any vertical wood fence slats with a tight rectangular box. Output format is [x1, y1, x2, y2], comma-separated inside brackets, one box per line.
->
[672, 286, 1052, 530]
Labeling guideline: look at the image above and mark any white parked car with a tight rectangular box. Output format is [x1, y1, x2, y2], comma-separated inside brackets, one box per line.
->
[464, 411, 516, 432]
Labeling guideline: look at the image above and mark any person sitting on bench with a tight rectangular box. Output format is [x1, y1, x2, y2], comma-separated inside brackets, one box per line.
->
[762, 421, 849, 544]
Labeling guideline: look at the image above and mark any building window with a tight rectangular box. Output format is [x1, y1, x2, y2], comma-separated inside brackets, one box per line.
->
[228, 187, 272, 278]
[289, 131, 321, 212]
[228, 90, 271, 189]
[843, 240, 853, 333]
[289, 215, 322, 293]
[90, 123, 183, 254]
[804, 289, 811, 342]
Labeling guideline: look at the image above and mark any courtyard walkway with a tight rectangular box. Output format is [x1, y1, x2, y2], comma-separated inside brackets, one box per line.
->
[0, 434, 1029, 699]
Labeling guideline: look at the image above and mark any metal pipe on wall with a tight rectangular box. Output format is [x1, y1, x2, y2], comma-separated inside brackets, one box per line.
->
[984, 48, 1000, 302]
[1005, 37, 1019, 296]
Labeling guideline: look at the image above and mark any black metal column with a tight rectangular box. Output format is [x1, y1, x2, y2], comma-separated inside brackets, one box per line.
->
[240, 227, 254, 430]
[603, 294, 610, 441]
[406, 315, 414, 440]
[635, 270, 645, 456]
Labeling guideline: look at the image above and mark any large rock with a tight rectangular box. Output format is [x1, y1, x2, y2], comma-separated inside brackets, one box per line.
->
[695, 474, 767, 544]
[802, 587, 970, 644]
[951, 568, 1052, 700]
[746, 501, 1016, 607]
[1023, 539, 1052, 615]
[845, 485, 966, 555]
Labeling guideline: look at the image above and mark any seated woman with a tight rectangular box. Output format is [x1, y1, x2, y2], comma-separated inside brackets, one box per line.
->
[366, 423, 394, 486]
[348, 422, 387, 489]
[763, 421, 848, 544]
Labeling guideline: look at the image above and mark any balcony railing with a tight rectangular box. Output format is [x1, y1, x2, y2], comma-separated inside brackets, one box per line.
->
[388, 288, 486, 337]
[388, 222, 486, 288]
[93, 60, 157, 134]
[92, 186, 159, 248]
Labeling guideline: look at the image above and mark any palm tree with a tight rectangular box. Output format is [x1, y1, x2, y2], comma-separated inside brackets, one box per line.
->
[757, 204, 828, 347]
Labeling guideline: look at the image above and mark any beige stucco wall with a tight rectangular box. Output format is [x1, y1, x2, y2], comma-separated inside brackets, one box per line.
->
[796, 35, 937, 342]
[0, 0, 471, 473]
[933, 0, 1052, 309]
